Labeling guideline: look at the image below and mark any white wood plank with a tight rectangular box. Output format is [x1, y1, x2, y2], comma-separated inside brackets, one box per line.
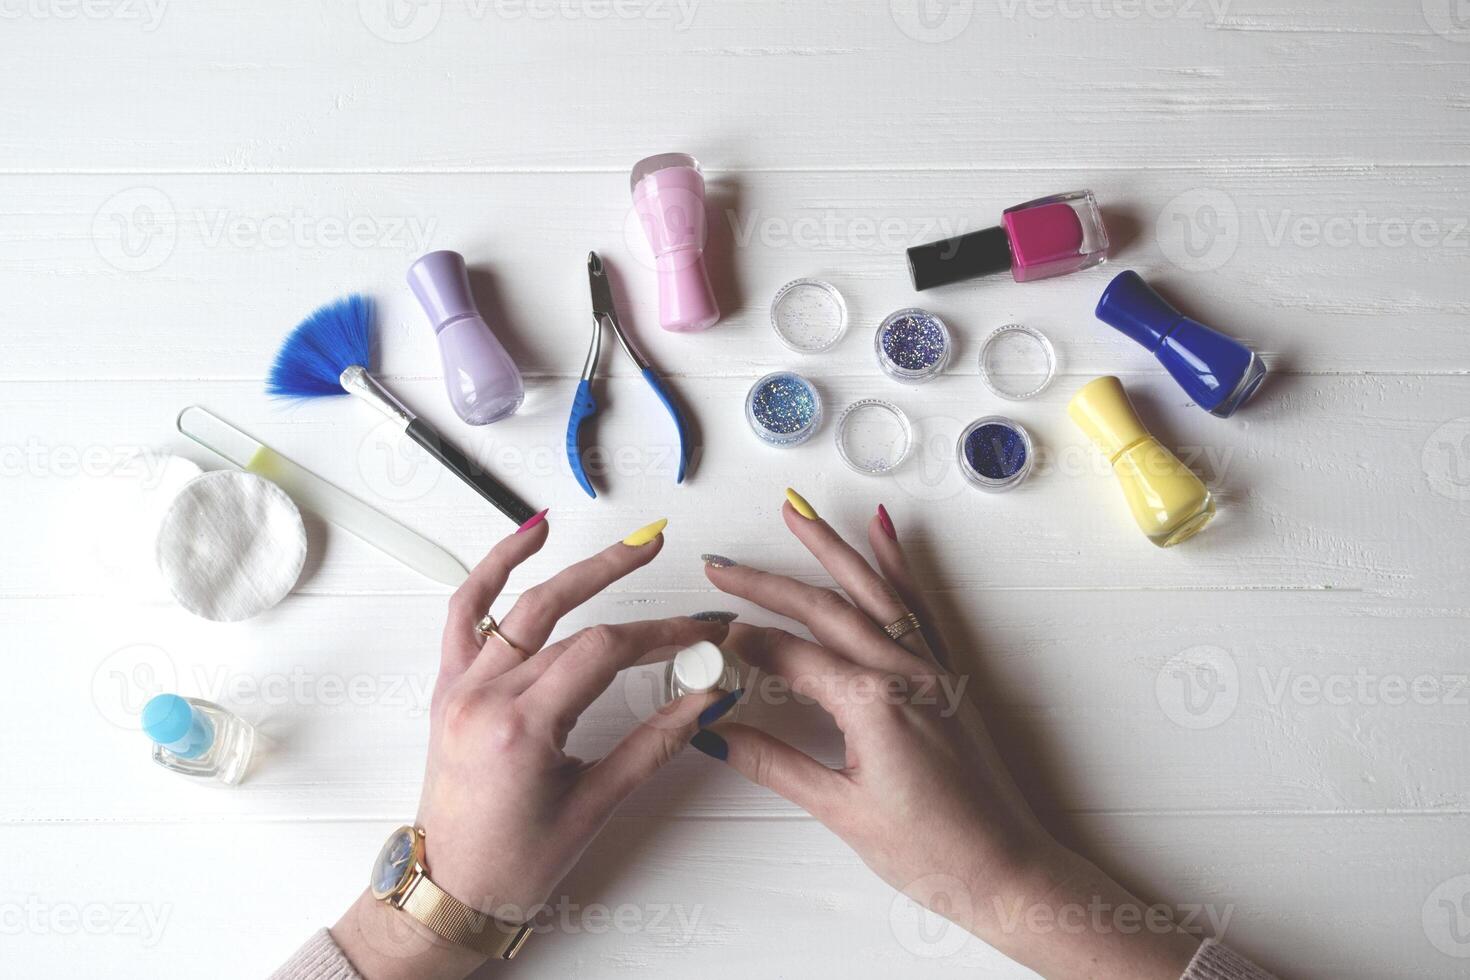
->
[3, 167, 1469, 380]
[2, 814, 1461, 978]
[1, 1, 1465, 172]
[7, 374, 1468, 598]
[5, 586, 1466, 822]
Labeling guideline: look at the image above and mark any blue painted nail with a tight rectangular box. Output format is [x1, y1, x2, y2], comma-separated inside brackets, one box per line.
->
[697, 688, 744, 728]
[701, 554, 736, 568]
[689, 729, 728, 761]
[691, 610, 738, 623]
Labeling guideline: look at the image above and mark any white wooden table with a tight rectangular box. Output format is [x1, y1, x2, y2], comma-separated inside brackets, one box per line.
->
[4, 2, 1468, 976]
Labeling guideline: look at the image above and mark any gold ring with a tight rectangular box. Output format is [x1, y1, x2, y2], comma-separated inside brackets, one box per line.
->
[475, 614, 528, 658]
[882, 611, 921, 642]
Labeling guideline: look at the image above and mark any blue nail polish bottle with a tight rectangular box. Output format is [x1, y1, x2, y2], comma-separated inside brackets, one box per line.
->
[1095, 270, 1267, 418]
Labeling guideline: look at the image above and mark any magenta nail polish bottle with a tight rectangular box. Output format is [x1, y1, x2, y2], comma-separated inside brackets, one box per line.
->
[907, 190, 1110, 290]
[407, 250, 524, 425]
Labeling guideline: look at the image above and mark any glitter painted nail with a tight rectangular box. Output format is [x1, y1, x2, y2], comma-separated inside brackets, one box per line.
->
[701, 553, 737, 568]
[691, 610, 738, 623]
[745, 371, 823, 447]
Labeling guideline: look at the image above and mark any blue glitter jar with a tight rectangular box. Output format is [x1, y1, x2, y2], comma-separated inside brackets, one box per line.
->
[875, 308, 952, 384]
[746, 371, 823, 447]
[957, 416, 1034, 492]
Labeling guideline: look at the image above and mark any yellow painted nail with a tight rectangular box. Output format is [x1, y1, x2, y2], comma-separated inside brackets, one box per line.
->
[784, 487, 818, 520]
[622, 518, 668, 547]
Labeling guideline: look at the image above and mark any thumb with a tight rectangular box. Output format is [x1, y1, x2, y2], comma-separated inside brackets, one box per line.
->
[698, 721, 845, 823]
[580, 687, 736, 810]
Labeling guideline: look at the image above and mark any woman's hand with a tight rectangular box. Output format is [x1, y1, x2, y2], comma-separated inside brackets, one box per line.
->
[699, 492, 1201, 980]
[333, 517, 736, 980]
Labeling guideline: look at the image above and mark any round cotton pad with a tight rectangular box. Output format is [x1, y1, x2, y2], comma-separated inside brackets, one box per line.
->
[155, 470, 307, 622]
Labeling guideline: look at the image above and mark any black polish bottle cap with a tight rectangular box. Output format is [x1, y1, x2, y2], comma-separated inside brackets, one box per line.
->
[906, 225, 1013, 291]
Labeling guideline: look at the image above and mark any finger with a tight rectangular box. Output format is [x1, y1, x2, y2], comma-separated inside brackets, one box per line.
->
[869, 504, 951, 668]
[578, 689, 725, 811]
[704, 558, 911, 673]
[472, 519, 668, 679]
[779, 497, 936, 665]
[513, 617, 733, 727]
[698, 722, 848, 823]
[441, 515, 550, 679]
[720, 624, 860, 723]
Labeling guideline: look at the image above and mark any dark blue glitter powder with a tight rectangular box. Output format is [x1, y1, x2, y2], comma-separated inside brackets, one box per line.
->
[964, 422, 1027, 479]
[751, 373, 816, 435]
[880, 311, 947, 371]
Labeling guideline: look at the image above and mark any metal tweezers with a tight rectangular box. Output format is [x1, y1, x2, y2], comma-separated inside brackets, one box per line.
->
[565, 251, 689, 498]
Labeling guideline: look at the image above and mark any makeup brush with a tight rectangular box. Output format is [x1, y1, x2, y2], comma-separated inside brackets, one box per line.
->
[266, 295, 537, 526]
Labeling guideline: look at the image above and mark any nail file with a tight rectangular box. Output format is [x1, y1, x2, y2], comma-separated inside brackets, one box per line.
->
[176, 406, 469, 588]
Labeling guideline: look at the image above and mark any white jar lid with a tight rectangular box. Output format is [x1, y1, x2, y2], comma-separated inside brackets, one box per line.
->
[673, 641, 727, 693]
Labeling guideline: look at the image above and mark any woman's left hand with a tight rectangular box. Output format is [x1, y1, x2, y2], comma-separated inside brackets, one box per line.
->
[332, 517, 734, 979]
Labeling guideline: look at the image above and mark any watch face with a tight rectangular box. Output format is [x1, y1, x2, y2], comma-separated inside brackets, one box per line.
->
[371, 826, 419, 899]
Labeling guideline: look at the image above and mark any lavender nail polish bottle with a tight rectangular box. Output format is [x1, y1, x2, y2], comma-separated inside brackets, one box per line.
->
[408, 250, 524, 425]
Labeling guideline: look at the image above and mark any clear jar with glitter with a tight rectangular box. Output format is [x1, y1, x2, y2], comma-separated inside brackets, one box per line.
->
[875, 308, 951, 384]
[745, 371, 823, 447]
[957, 416, 1034, 492]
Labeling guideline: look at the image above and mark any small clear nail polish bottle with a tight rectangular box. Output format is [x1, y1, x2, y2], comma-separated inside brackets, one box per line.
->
[142, 694, 256, 786]
[665, 641, 742, 714]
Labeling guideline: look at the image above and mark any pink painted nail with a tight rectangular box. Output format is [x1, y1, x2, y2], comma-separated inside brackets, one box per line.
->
[877, 504, 896, 541]
[516, 508, 549, 534]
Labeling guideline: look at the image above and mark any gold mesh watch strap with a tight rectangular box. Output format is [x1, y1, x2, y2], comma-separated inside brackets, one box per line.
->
[400, 875, 532, 960]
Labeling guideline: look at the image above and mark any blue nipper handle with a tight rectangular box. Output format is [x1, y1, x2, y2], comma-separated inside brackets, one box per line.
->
[565, 379, 599, 498]
[641, 367, 688, 484]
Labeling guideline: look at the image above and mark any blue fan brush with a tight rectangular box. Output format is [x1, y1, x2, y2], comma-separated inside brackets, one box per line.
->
[267, 295, 536, 525]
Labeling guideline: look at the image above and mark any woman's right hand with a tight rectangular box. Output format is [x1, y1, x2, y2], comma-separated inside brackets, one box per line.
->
[698, 492, 1202, 980]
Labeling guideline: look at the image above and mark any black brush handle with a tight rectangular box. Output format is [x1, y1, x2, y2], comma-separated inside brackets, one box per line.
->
[405, 418, 536, 526]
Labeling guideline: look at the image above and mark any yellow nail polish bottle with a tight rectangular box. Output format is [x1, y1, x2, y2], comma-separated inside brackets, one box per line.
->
[1067, 376, 1215, 548]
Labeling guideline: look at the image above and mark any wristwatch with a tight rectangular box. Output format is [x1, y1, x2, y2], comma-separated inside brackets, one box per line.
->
[370, 825, 532, 960]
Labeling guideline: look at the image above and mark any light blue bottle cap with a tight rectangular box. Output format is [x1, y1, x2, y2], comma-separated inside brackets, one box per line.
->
[142, 694, 194, 745]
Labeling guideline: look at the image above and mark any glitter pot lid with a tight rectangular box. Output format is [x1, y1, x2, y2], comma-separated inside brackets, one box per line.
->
[745, 371, 823, 447]
[875, 308, 952, 384]
[978, 323, 1056, 400]
[835, 399, 912, 476]
[770, 278, 848, 353]
[957, 416, 1035, 492]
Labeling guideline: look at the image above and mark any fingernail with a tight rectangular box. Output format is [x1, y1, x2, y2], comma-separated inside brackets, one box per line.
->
[689, 729, 728, 761]
[877, 503, 896, 541]
[516, 508, 549, 534]
[691, 610, 738, 623]
[622, 518, 668, 547]
[701, 553, 737, 568]
[698, 688, 744, 728]
[785, 487, 818, 520]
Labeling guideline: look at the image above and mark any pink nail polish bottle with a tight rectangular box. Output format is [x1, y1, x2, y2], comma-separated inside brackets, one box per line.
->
[907, 190, 1110, 290]
[631, 152, 721, 332]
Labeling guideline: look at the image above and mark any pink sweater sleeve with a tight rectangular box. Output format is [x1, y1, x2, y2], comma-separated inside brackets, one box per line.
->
[269, 928, 362, 980]
[1181, 938, 1279, 979]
